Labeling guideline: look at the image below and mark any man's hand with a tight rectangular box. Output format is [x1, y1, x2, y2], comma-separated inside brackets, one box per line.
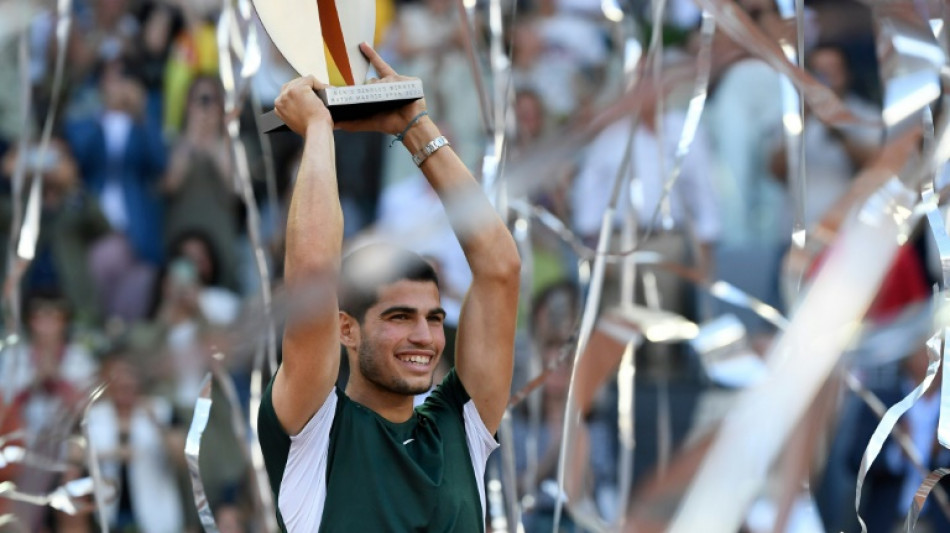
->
[336, 43, 428, 136]
[275, 75, 334, 135]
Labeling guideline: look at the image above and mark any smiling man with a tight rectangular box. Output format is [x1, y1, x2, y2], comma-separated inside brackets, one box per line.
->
[257, 44, 521, 532]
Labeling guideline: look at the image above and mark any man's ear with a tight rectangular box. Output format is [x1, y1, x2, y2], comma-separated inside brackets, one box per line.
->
[340, 311, 359, 349]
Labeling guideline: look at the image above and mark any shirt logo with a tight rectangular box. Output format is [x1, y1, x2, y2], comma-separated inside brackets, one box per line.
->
[403, 438, 415, 446]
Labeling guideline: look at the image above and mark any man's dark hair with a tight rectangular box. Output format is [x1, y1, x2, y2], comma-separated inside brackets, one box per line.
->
[339, 244, 439, 323]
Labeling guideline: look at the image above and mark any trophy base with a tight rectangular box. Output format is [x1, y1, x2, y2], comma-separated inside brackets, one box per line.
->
[259, 79, 424, 133]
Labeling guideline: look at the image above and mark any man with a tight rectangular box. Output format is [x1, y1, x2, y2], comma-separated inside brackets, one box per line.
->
[257, 43, 521, 532]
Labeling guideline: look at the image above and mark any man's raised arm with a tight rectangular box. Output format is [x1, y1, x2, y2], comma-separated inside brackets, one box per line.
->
[271, 76, 343, 436]
[348, 45, 521, 434]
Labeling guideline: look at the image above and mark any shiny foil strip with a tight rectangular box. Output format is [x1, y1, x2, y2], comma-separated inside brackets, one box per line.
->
[647, 0, 670, 232]
[0, 513, 26, 533]
[553, 117, 641, 533]
[16, 0, 72, 262]
[667, 164, 921, 531]
[855, 333, 942, 532]
[217, 6, 279, 531]
[643, 10, 715, 241]
[3, 25, 31, 332]
[80, 383, 108, 532]
[614, 216, 639, 530]
[775, 0, 807, 254]
[185, 374, 219, 532]
[511, 206, 542, 511]
[495, 411, 523, 532]
[0, 476, 102, 515]
[921, 184, 950, 450]
[554, 13, 652, 523]
[452, 0, 492, 134]
[873, 2, 945, 136]
[0, 444, 71, 472]
[657, 10, 941, 518]
[903, 468, 950, 531]
[695, 0, 872, 128]
[843, 372, 950, 522]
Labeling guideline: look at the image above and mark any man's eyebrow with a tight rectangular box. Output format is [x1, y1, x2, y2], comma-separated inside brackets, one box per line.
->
[378, 306, 446, 318]
[380, 306, 418, 316]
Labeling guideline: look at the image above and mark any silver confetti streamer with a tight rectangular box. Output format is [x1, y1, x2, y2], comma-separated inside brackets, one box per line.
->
[667, 165, 922, 531]
[904, 468, 950, 531]
[80, 383, 108, 533]
[641, 9, 716, 244]
[185, 374, 220, 532]
[775, 0, 808, 256]
[0, 476, 104, 515]
[217, 4, 279, 530]
[855, 333, 942, 532]
[16, 0, 72, 262]
[2, 20, 31, 333]
[695, 0, 873, 128]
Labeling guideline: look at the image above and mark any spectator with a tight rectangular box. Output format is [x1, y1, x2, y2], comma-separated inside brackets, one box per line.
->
[771, 43, 882, 229]
[0, 290, 98, 404]
[64, 55, 167, 322]
[513, 281, 616, 532]
[128, 1, 186, 129]
[702, 0, 790, 337]
[161, 75, 240, 291]
[571, 96, 720, 376]
[0, 139, 112, 326]
[847, 344, 950, 533]
[163, 0, 220, 134]
[86, 354, 185, 533]
[167, 229, 242, 326]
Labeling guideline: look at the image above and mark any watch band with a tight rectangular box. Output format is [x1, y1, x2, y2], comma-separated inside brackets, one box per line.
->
[411, 135, 450, 167]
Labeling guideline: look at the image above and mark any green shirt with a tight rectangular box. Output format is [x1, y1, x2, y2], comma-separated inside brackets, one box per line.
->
[259, 369, 498, 532]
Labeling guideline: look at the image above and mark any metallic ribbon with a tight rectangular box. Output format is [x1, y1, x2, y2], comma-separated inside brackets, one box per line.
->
[185, 374, 219, 532]
[512, 208, 542, 517]
[664, 4, 943, 525]
[855, 333, 942, 532]
[667, 168, 921, 532]
[495, 411, 522, 532]
[217, 4, 279, 530]
[922, 174, 950, 451]
[452, 0, 491, 135]
[2, 16, 30, 334]
[0, 513, 26, 533]
[553, 1, 651, 522]
[16, 0, 72, 262]
[904, 468, 950, 531]
[843, 372, 950, 524]
[775, 0, 808, 257]
[0, 476, 103, 515]
[694, 0, 872, 128]
[80, 383, 108, 533]
[641, 9, 715, 243]
[0, 444, 71, 472]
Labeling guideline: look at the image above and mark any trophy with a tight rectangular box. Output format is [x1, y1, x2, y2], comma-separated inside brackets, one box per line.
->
[253, 0, 423, 131]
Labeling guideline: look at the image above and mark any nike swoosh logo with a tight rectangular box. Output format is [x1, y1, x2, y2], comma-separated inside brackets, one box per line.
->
[403, 438, 414, 445]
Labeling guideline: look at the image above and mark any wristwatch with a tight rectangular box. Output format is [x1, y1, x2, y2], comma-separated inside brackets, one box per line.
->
[411, 136, 450, 167]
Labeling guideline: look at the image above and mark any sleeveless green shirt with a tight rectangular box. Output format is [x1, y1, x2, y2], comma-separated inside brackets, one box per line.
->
[259, 369, 497, 532]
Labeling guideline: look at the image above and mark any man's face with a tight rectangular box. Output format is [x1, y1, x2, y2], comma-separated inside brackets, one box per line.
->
[353, 280, 446, 396]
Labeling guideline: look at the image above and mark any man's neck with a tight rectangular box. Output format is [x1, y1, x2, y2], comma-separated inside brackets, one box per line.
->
[345, 382, 416, 423]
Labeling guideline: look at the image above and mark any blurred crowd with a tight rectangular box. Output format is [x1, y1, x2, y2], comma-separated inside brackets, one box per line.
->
[0, 0, 945, 531]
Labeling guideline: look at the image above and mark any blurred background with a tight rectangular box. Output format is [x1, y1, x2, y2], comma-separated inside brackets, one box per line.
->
[0, 0, 943, 532]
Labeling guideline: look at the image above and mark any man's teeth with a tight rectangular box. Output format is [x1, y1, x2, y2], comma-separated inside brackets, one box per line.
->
[400, 355, 431, 364]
